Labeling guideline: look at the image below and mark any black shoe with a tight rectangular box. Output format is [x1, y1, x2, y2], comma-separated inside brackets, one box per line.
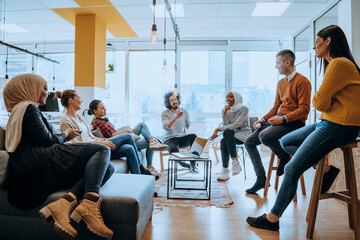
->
[154, 192, 158, 197]
[140, 165, 160, 181]
[246, 176, 266, 194]
[178, 161, 191, 169]
[190, 161, 199, 173]
[246, 214, 279, 231]
[321, 165, 340, 194]
[277, 157, 290, 176]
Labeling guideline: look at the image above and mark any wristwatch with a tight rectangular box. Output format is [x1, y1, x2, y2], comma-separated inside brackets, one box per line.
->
[282, 116, 287, 124]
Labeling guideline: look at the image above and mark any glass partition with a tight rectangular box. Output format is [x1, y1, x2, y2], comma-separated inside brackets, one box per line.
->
[294, 26, 313, 123]
[232, 51, 278, 119]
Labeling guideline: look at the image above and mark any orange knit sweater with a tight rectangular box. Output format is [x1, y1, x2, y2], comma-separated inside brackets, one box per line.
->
[313, 58, 360, 126]
[263, 73, 311, 123]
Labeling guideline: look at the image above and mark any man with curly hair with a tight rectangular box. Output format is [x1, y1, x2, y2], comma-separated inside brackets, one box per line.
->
[161, 91, 198, 173]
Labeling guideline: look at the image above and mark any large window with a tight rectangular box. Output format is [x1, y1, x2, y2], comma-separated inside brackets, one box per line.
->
[180, 51, 226, 137]
[232, 51, 278, 119]
[104, 51, 126, 127]
[128, 50, 175, 136]
[36, 53, 75, 91]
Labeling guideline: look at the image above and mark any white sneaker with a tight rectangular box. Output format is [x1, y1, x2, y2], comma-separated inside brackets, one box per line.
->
[217, 168, 230, 181]
[232, 160, 242, 176]
[149, 141, 168, 151]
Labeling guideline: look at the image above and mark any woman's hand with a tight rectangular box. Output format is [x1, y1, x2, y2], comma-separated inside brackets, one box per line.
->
[96, 140, 116, 150]
[209, 128, 220, 141]
[223, 105, 231, 117]
[65, 128, 78, 140]
[126, 129, 135, 134]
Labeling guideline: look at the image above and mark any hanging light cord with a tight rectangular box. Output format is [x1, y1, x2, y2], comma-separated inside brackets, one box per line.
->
[153, 0, 156, 25]
[163, 6, 166, 58]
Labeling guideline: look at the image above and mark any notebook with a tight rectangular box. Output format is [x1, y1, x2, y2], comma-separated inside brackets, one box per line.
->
[171, 137, 208, 159]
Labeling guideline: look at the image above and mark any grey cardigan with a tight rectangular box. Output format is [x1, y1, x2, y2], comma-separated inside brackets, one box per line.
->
[219, 105, 252, 142]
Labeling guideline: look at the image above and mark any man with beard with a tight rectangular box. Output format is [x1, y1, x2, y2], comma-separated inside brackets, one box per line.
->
[161, 91, 198, 173]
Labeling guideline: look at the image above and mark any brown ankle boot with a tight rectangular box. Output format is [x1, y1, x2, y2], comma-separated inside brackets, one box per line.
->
[39, 196, 78, 240]
[70, 194, 113, 240]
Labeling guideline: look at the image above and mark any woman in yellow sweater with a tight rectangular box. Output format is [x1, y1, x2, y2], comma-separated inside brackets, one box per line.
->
[246, 25, 360, 231]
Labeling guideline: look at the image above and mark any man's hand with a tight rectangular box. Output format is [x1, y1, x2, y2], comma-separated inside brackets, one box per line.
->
[65, 128, 78, 140]
[268, 116, 283, 125]
[253, 118, 264, 129]
[175, 111, 183, 119]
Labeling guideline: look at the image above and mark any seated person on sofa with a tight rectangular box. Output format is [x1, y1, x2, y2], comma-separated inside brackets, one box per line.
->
[88, 99, 168, 174]
[57, 90, 157, 179]
[161, 91, 198, 173]
[3, 74, 114, 240]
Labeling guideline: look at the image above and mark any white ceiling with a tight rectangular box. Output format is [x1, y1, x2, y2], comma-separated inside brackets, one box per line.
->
[1, 0, 332, 44]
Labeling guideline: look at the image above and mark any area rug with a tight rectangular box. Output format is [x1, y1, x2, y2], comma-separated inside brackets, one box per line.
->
[154, 169, 233, 208]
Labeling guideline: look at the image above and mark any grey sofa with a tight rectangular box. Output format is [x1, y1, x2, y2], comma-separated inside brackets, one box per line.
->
[0, 127, 155, 240]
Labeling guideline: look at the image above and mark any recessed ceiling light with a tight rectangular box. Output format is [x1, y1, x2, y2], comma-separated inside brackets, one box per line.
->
[151, 4, 184, 18]
[0, 24, 29, 33]
[251, 3, 291, 17]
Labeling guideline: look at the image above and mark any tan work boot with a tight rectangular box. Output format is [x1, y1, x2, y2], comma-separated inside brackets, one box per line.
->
[70, 193, 113, 240]
[39, 196, 78, 240]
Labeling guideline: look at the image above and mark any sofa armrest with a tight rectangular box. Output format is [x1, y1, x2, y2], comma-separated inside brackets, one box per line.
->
[0, 150, 9, 187]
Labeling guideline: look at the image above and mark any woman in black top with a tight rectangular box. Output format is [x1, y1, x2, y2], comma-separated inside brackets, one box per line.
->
[3, 74, 114, 240]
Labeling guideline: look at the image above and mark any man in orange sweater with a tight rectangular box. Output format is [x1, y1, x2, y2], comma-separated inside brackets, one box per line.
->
[244, 50, 311, 194]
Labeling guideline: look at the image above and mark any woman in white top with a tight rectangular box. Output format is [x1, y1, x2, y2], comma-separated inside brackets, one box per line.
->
[57, 90, 157, 179]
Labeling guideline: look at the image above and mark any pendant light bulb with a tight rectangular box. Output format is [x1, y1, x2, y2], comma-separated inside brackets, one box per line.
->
[162, 59, 167, 75]
[5, 75, 9, 85]
[151, 24, 158, 44]
[173, 83, 178, 97]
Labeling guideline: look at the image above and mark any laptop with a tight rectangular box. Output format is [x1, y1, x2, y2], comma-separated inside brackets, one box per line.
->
[172, 137, 208, 159]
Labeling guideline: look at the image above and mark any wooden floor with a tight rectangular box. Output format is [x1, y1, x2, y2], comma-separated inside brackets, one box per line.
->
[141, 149, 356, 240]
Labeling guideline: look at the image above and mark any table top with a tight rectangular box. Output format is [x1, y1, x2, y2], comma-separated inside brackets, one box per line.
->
[169, 154, 211, 161]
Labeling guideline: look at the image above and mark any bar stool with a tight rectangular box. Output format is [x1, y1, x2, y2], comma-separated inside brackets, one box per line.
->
[306, 138, 360, 239]
[264, 152, 306, 202]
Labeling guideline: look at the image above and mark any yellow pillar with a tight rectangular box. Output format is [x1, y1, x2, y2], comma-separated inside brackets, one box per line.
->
[75, 13, 106, 88]
[74, 13, 106, 113]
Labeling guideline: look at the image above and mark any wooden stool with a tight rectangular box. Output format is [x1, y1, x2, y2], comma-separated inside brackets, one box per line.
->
[306, 139, 360, 239]
[264, 152, 306, 202]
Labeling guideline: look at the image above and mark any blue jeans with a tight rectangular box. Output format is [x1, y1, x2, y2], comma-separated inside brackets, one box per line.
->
[133, 123, 154, 166]
[271, 120, 360, 217]
[108, 133, 141, 174]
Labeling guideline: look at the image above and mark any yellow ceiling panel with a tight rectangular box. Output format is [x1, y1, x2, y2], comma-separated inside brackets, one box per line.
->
[52, 6, 138, 38]
[74, 0, 112, 7]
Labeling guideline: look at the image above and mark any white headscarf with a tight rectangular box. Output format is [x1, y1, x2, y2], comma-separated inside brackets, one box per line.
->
[227, 91, 243, 113]
[3, 74, 46, 152]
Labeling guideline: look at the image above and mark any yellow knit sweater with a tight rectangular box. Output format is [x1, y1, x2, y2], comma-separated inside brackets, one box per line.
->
[312, 58, 360, 126]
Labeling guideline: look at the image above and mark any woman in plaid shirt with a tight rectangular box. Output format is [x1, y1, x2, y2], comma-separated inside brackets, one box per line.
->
[88, 100, 168, 174]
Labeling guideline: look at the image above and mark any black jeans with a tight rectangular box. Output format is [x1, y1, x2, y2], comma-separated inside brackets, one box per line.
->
[220, 130, 243, 168]
[165, 134, 197, 153]
[244, 120, 304, 177]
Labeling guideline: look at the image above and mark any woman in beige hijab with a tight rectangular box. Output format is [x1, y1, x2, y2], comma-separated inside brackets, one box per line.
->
[3, 74, 114, 240]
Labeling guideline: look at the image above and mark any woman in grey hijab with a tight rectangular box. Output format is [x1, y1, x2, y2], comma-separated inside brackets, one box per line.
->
[210, 91, 252, 181]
